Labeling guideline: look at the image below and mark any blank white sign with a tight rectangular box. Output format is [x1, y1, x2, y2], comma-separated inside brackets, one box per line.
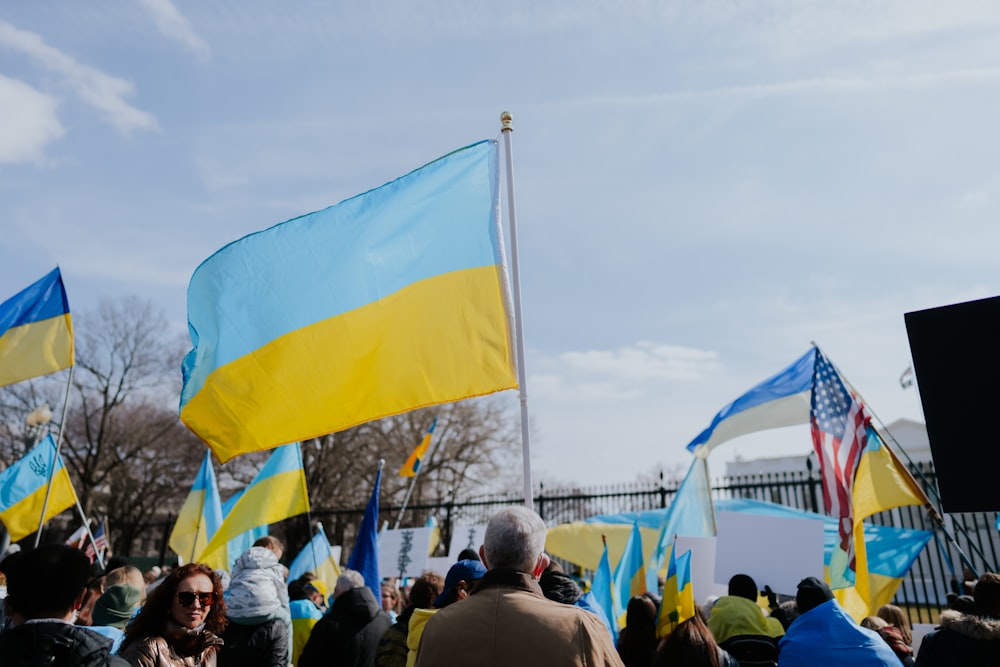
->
[714, 511, 824, 597]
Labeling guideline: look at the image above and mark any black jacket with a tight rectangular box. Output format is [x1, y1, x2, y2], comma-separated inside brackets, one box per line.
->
[218, 617, 289, 667]
[299, 587, 392, 667]
[0, 621, 130, 667]
[916, 609, 1000, 666]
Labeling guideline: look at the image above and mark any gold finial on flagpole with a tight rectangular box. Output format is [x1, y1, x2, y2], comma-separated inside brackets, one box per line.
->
[501, 111, 513, 132]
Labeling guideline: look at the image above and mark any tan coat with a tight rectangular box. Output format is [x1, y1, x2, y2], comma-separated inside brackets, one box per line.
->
[413, 569, 624, 667]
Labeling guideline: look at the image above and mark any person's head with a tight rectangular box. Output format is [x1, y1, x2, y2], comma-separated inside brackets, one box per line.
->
[1, 544, 90, 623]
[481, 506, 548, 575]
[105, 565, 147, 603]
[434, 559, 487, 607]
[876, 603, 912, 644]
[625, 595, 658, 632]
[776, 599, 799, 630]
[407, 571, 444, 609]
[654, 611, 720, 667]
[252, 536, 284, 561]
[973, 572, 1000, 618]
[93, 584, 143, 629]
[728, 573, 758, 601]
[860, 615, 888, 631]
[381, 581, 400, 613]
[121, 563, 227, 651]
[795, 576, 834, 613]
[333, 569, 365, 600]
[456, 547, 480, 562]
[538, 568, 583, 605]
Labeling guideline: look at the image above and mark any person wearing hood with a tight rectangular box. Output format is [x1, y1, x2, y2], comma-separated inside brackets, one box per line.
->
[706, 574, 783, 665]
[777, 577, 902, 667]
[916, 571, 1000, 666]
[218, 538, 290, 666]
[298, 569, 392, 667]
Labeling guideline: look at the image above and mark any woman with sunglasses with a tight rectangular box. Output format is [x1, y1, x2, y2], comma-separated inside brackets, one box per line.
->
[119, 563, 227, 666]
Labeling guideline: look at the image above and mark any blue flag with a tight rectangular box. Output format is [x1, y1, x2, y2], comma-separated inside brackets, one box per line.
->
[347, 464, 382, 600]
[591, 539, 618, 643]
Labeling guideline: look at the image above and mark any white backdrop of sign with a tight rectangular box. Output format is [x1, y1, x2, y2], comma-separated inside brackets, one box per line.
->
[675, 536, 728, 605]
[425, 556, 454, 578]
[714, 511, 825, 597]
[448, 525, 487, 558]
[378, 527, 433, 579]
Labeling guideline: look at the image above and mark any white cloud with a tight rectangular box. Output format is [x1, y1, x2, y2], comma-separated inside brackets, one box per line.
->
[136, 0, 211, 61]
[0, 20, 158, 135]
[529, 342, 722, 404]
[0, 74, 64, 164]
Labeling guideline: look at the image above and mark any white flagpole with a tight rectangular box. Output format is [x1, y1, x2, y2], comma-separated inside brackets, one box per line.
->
[500, 111, 534, 510]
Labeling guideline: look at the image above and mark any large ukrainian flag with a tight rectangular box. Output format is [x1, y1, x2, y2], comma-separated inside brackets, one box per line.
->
[0, 268, 73, 387]
[0, 434, 77, 541]
[180, 140, 517, 461]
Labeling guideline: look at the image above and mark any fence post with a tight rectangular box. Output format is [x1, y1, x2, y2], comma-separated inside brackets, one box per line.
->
[805, 456, 820, 514]
[158, 517, 173, 567]
[537, 483, 545, 521]
[659, 470, 668, 508]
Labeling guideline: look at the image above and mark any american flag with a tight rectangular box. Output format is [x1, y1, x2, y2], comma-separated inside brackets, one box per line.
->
[85, 519, 108, 563]
[810, 351, 870, 566]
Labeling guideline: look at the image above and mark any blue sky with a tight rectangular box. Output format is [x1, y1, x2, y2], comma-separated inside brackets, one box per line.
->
[2, 2, 998, 486]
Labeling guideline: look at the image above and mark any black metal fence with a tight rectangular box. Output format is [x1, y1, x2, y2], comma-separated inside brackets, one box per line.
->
[144, 460, 999, 624]
[322, 461, 998, 623]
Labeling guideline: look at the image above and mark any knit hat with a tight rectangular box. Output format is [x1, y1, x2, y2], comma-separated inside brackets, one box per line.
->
[795, 576, 834, 613]
[433, 559, 487, 607]
[728, 573, 758, 601]
[92, 584, 142, 629]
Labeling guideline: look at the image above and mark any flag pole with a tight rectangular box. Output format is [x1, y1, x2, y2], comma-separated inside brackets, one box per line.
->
[34, 365, 80, 546]
[500, 111, 534, 510]
[825, 347, 989, 576]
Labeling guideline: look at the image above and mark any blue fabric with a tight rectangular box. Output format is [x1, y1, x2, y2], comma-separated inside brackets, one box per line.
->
[778, 600, 902, 666]
[347, 466, 382, 601]
[0, 267, 69, 332]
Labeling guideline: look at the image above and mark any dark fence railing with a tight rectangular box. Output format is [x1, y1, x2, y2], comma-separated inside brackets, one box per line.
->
[143, 461, 998, 625]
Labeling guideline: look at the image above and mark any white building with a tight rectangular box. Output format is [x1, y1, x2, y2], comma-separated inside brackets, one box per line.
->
[724, 418, 933, 477]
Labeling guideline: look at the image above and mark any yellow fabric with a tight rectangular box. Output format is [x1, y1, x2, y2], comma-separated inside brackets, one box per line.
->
[706, 596, 784, 644]
[200, 468, 310, 570]
[545, 522, 659, 571]
[0, 314, 73, 387]
[837, 437, 928, 618]
[181, 266, 517, 462]
[168, 488, 211, 564]
[0, 466, 76, 541]
[400, 431, 432, 477]
[406, 607, 437, 667]
[291, 615, 319, 664]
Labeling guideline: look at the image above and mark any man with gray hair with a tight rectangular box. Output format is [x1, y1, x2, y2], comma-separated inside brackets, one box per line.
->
[298, 569, 391, 667]
[414, 506, 623, 667]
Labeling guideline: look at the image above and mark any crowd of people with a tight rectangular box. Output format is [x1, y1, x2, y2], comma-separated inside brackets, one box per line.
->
[1, 507, 998, 666]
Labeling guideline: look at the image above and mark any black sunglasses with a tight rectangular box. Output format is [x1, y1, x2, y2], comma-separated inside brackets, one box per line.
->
[177, 591, 215, 608]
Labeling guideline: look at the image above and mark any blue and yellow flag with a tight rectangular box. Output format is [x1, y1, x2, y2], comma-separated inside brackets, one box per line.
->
[657, 543, 681, 638]
[289, 525, 342, 596]
[612, 521, 646, 620]
[400, 417, 438, 477]
[180, 141, 517, 461]
[200, 443, 310, 570]
[221, 488, 269, 570]
[591, 539, 618, 643]
[0, 434, 77, 541]
[676, 549, 695, 624]
[168, 452, 223, 563]
[0, 268, 73, 387]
